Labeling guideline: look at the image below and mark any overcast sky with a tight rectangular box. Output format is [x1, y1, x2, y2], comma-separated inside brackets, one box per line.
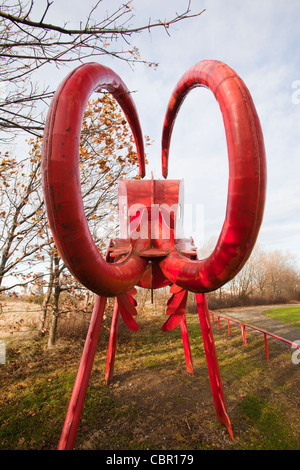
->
[27, 0, 300, 267]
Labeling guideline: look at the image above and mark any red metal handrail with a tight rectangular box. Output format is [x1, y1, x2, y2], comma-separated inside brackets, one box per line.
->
[210, 310, 300, 360]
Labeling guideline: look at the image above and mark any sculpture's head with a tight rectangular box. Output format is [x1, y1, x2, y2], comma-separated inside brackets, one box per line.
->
[42, 60, 266, 297]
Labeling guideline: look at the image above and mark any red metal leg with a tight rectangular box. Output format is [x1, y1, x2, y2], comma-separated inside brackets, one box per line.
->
[58, 295, 107, 450]
[180, 315, 194, 375]
[105, 299, 120, 384]
[195, 293, 234, 439]
[162, 289, 194, 374]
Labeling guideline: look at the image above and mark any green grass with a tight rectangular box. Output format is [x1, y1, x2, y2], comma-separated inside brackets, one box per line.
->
[0, 311, 299, 450]
[262, 305, 300, 327]
[239, 394, 296, 449]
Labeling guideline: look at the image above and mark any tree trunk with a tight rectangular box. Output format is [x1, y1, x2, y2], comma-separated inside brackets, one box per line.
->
[48, 252, 61, 347]
[48, 311, 58, 347]
[38, 252, 54, 335]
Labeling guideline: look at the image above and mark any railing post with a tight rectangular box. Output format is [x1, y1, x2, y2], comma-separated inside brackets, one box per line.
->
[227, 319, 231, 336]
[264, 333, 269, 360]
[242, 325, 247, 345]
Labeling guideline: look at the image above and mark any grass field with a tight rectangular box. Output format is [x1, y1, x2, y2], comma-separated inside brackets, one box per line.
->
[262, 305, 300, 328]
[0, 305, 299, 451]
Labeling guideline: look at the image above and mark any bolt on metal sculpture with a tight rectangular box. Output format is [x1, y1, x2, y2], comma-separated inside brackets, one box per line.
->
[42, 60, 266, 450]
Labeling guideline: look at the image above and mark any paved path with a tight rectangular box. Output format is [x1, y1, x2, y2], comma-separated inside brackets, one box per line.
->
[212, 304, 300, 346]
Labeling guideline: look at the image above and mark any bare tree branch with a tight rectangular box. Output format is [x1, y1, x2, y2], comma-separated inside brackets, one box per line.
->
[0, 1, 205, 141]
[0, 4, 204, 36]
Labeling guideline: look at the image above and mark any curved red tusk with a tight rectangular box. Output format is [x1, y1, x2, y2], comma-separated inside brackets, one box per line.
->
[42, 62, 147, 296]
[160, 60, 266, 292]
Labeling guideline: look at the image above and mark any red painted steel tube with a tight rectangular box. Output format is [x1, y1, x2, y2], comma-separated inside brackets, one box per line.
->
[180, 315, 194, 375]
[264, 333, 269, 360]
[242, 324, 247, 345]
[42, 62, 147, 297]
[211, 312, 244, 331]
[160, 60, 266, 294]
[195, 293, 233, 439]
[105, 299, 121, 384]
[58, 295, 107, 450]
[227, 319, 231, 336]
[210, 312, 246, 344]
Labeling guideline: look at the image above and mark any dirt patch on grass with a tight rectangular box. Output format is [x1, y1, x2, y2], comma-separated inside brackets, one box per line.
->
[105, 368, 232, 450]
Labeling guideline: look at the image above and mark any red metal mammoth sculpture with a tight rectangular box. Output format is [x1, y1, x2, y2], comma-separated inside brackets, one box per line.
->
[42, 59, 266, 449]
